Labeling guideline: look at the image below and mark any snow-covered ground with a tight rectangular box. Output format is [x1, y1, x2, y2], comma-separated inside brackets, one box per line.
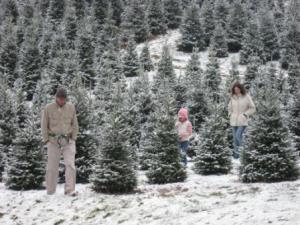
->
[1, 161, 300, 225]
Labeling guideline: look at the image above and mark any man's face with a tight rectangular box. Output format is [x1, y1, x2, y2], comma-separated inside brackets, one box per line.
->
[56, 97, 66, 107]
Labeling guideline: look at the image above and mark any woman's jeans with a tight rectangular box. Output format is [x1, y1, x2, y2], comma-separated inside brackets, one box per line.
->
[179, 141, 189, 166]
[232, 126, 246, 159]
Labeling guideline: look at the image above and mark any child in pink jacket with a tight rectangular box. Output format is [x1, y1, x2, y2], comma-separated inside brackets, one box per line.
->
[175, 108, 193, 166]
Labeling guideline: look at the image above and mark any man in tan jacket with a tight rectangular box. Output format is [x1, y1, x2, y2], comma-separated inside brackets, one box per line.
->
[41, 88, 79, 196]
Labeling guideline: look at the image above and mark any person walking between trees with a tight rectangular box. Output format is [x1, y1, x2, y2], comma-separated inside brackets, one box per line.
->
[41, 88, 79, 196]
[228, 82, 256, 159]
[176, 108, 193, 167]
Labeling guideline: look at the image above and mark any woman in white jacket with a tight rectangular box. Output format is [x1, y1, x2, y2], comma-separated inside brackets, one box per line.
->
[228, 82, 256, 158]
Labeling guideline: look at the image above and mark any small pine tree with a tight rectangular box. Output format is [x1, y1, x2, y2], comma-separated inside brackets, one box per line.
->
[139, 43, 154, 71]
[121, 0, 148, 43]
[76, 21, 95, 87]
[4, 113, 45, 190]
[163, 0, 183, 29]
[188, 79, 210, 132]
[18, 24, 41, 100]
[4, 0, 19, 24]
[244, 55, 262, 88]
[122, 38, 140, 77]
[259, 10, 280, 62]
[153, 45, 176, 92]
[290, 87, 300, 155]
[184, 48, 203, 86]
[4, 80, 45, 190]
[211, 24, 228, 58]
[240, 18, 264, 65]
[147, 0, 167, 36]
[287, 55, 300, 95]
[226, 1, 247, 52]
[280, 19, 300, 69]
[178, 2, 206, 52]
[74, 0, 85, 20]
[193, 104, 232, 175]
[92, 0, 108, 28]
[174, 75, 188, 111]
[146, 96, 187, 184]
[200, 0, 215, 46]
[69, 76, 97, 183]
[47, 0, 65, 24]
[226, 59, 240, 90]
[90, 85, 137, 193]
[0, 19, 18, 87]
[203, 50, 222, 102]
[64, 5, 77, 48]
[0, 79, 15, 181]
[213, 0, 229, 29]
[240, 88, 299, 183]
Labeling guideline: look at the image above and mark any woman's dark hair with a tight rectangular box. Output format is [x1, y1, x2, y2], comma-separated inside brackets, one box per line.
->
[231, 82, 246, 95]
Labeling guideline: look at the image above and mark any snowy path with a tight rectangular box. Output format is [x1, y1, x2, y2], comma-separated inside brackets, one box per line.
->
[1, 161, 300, 225]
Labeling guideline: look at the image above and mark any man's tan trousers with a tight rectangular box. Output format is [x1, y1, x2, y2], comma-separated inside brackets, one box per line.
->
[46, 141, 76, 195]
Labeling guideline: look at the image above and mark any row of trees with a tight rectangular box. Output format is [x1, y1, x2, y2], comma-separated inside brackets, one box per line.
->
[0, 0, 299, 102]
[1, 40, 299, 192]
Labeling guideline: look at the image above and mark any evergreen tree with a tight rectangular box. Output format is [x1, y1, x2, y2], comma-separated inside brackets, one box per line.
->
[4, 78, 45, 190]
[90, 85, 137, 193]
[178, 2, 206, 52]
[111, 0, 124, 26]
[193, 103, 232, 175]
[122, 38, 140, 77]
[146, 96, 187, 184]
[244, 55, 262, 88]
[188, 79, 210, 132]
[213, 0, 229, 29]
[70, 76, 97, 183]
[94, 41, 125, 103]
[211, 23, 228, 58]
[76, 20, 95, 87]
[39, 0, 50, 17]
[240, 88, 299, 182]
[4, 112, 45, 190]
[184, 48, 203, 86]
[163, 0, 183, 29]
[120, 0, 148, 43]
[0, 18, 18, 87]
[64, 4, 78, 48]
[74, 0, 85, 20]
[139, 112, 158, 170]
[226, 1, 247, 52]
[174, 75, 188, 111]
[290, 87, 300, 156]
[240, 18, 264, 65]
[153, 45, 176, 92]
[92, 0, 108, 28]
[287, 54, 300, 95]
[147, 0, 167, 36]
[259, 10, 280, 61]
[184, 49, 209, 130]
[203, 50, 222, 102]
[200, 0, 215, 46]
[4, 0, 19, 24]
[139, 43, 154, 71]
[47, 0, 65, 24]
[18, 24, 41, 100]
[226, 59, 240, 89]
[0, 78, 15, 181]
[280, 21, 300, 69]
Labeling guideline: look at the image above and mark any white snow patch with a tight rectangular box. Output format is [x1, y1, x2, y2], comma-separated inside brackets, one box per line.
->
[1, 161, 299, 225]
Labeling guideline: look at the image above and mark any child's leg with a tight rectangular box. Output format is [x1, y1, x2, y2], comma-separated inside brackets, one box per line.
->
[180, 141, 189, 166]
